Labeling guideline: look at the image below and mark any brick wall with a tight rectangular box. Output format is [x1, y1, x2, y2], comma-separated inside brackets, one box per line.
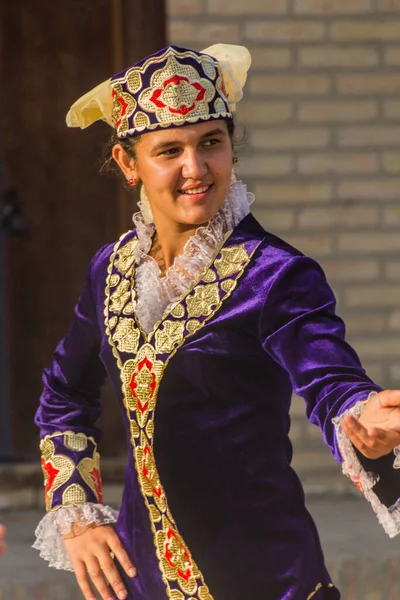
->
[167, 0, 400, 391]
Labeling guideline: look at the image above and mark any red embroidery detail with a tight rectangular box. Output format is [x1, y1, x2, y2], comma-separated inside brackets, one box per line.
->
[142, 444, 162, 499]
[42, 458, 60, 497]
[164, 527, 192, 582]
[90, 467, 103, 503]
[129, 357, 156, 414]
[112, 89, 129, 130]
[149, 75, 206, 116]
[354, 478, 364, 494]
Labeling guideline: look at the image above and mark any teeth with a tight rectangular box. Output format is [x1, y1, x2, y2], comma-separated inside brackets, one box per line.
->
[181, 185, 209, 195]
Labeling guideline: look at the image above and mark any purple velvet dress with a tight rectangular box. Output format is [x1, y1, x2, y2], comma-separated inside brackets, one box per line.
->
[36, 214, 387, 600]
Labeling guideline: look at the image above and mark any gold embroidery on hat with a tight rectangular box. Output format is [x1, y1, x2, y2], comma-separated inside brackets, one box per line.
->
[214, 98, 226, 114]
[127, 70, 142, 94]
[139, 55, 216, 126]
[134, 111, 151, 129]
[111, 82, 137, 136]
[200, 55, 216, 80]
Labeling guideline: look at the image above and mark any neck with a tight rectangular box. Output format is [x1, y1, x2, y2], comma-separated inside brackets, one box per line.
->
[151, 219, 201, 271]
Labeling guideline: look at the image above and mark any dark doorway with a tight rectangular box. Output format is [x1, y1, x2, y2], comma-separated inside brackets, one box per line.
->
[0, 0, 166, 457]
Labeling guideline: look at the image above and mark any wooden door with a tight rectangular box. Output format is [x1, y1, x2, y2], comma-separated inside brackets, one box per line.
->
[0, 0, 166, 456]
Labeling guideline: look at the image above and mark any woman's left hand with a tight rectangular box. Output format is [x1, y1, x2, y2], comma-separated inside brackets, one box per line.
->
[341, 390, 400, 459]
[0, 524, 6, 556]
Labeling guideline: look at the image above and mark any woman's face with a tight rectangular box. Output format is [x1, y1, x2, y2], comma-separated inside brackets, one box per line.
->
[115, 119, 233, 230]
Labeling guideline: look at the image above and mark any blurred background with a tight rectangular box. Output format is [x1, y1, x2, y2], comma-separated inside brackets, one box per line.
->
[1, 0, 400, 597]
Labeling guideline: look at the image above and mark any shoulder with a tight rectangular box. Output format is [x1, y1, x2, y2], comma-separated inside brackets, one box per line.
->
[87, 229, 137, 296]
[239, 214, 330, 297]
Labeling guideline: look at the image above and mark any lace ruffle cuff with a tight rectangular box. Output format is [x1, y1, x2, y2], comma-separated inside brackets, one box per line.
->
[40, 431, 103, 511]
[33, 504, 119, 570]
[333, 395, 400, 538]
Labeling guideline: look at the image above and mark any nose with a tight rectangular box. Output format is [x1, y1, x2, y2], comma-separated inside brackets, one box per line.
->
[181, 148, 207, 180]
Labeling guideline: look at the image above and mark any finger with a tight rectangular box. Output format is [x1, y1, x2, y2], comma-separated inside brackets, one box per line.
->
[342, 417, 394, 458]
[342, 417, 386, 458]
[99, 551, 129, 600]
[85, 557, 115, 600]
[345, 414, 400, 448]
[109, 532, 137, 578]
[74, 561, 99, 600]
[378, 390, 400, 409]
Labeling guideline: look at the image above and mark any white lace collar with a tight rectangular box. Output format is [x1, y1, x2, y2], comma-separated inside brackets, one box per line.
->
[132, 181, 254, 334]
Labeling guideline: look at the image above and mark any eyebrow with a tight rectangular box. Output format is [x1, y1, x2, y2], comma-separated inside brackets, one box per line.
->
[151, 127, 226, 153]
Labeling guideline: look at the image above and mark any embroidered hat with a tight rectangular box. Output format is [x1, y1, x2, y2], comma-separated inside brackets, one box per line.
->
[66, 44, 251, 139]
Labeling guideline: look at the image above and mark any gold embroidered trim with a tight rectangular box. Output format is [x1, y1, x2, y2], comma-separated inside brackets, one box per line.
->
[307, 583, 335, 600]
[40, 432, 102, 511]
[104, 230, 261, 599]
[62, 483, 87, 505]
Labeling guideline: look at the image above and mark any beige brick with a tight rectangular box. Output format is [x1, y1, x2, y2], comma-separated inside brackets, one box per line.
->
[321, 258, 380, 281]
[298, 152, 379, 175]
[236, 154, 293, 177]
[383, 153, 400, 173]
[169, 21, 239, 43]
[361, 362, 385, 385]
[298, 100, 377, 123]
[254, 182, 332, 204]
[253, 208, 295, 231]
[245, 21, 326, 42]
[330, 20, 400, 41]
[377, 0, 400, 10]
[289, 421, 304, 443]
[345, 314, 386, 335]
[299, 46, 378, 68]
[385, 262, 400, 280]
[251, 127, 330, 150]
[168, 0, 203, 15]
[338, 126, 400, 147]
[389, 310, 400, 330]
[284, 234, 334, 256]
[384, 47, 400, 65]
[346, 285, 400, 307]
[347, 336, 400, 357]
[250, 74, 330, 96]
[383, 100, 400, 118]
[338, 178, 400, 200]
[291, 394, 306, 417]
[247, 47, 293, 70]
[236, 100, 293, 124]
[389, 364, 400, 382]
[337, 74, 400, 95]
[206, 0, 288, 14]
[294, 0, 372, 13]
[339, 232, 400, 254]
[298, 206, 378, 229]
[383, 205, 400, 225]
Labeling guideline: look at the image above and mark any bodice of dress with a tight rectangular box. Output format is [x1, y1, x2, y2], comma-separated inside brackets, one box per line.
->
[132, 181, 254, 334]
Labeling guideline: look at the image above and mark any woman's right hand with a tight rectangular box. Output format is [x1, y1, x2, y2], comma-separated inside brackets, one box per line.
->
[63, 523, 136, 600]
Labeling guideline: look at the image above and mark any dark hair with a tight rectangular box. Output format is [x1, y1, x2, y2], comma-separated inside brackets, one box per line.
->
[101, 117, 241, 183]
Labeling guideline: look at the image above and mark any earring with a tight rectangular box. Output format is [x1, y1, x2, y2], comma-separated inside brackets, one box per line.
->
[232, 157, 238, 165]
[128, 177, 139, 186]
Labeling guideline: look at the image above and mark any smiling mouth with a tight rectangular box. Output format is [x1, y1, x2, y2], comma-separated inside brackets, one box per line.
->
[178, 184, 212, 195]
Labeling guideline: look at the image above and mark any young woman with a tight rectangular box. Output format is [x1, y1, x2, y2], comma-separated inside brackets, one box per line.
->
[34, 44, 400, 600]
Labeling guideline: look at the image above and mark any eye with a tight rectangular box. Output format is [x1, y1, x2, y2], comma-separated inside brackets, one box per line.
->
[159, 147, 181, 157]
[203, 138, 221, 147]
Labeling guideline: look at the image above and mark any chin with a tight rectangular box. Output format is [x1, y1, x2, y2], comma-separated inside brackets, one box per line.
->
[180, 204, 223, 227]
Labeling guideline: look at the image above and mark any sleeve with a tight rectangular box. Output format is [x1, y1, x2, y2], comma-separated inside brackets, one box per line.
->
[33, 247, 118, 569]
[259, 254, 400, 537]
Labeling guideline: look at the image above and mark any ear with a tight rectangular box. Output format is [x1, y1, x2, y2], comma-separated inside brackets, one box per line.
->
[112, 144, 139, 181]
